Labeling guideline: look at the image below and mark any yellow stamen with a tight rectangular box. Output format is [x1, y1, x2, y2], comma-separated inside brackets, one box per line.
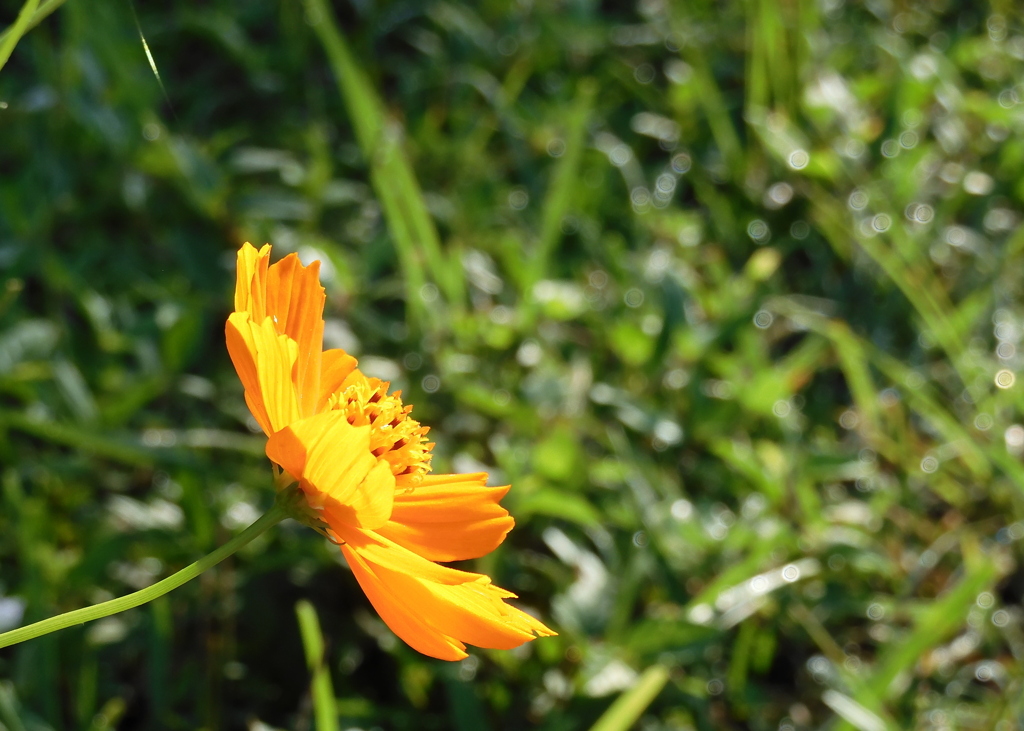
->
[328, 375, 433, 484]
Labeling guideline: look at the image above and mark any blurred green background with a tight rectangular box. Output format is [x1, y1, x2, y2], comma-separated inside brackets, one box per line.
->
[2, 0, 1024, 729]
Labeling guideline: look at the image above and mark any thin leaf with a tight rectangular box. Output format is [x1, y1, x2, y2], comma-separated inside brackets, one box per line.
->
[295, 600, 340, 731]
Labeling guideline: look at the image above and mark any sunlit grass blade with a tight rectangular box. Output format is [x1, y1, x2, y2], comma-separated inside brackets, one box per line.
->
[761, 0, 793, 109]
[295, 600, 339, 731]
[299, 0, 381, 152]
[127, 0, 173, 114]
[588, 664, 669, 731]
[822, 690, 888, 731]
[709, 439, 784, 505]
[0, 0, 41, 73]
[0, 0, 63, 48]
[688, 54, 742, 174]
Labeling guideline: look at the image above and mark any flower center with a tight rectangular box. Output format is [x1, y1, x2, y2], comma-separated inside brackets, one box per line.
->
[329, 373, 433, 485]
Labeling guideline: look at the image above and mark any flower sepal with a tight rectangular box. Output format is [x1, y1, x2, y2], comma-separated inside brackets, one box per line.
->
[274, 482, 336, 541]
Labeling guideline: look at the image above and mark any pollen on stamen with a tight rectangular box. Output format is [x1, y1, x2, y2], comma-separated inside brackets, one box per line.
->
[329, 373, 433, 483]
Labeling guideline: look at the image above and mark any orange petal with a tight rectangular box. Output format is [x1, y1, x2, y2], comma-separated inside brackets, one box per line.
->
[232, 245, 332, 419]
[226, 312, 300, 434]
[343, 545, 469, 661]
[318, 348, 358, 411]
[376, 473, 514, 562]
[265, 253, 326, 419]
[336, 525, 555, 660]
[265, 411, 395, 530]
[225, 313, 269, 435]
[234, 243, 271, 319]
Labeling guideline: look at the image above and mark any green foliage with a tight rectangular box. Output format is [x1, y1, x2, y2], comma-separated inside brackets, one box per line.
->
[2, 1, 1024, 730]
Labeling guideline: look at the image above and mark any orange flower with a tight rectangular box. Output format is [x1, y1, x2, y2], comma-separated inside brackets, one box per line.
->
[226, 243, 554, 660]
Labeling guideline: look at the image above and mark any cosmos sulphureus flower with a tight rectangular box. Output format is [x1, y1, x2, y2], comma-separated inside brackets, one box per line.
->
[225, 243, 554, 660]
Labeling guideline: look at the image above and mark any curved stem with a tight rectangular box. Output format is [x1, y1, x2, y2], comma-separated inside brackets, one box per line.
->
[0, 501, 288, 649]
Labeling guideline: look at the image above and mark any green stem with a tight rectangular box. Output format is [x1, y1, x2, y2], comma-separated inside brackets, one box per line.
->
[0, 501, 288, 649]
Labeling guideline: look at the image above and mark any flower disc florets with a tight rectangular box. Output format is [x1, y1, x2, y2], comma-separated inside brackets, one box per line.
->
[328, 375, 433, 485]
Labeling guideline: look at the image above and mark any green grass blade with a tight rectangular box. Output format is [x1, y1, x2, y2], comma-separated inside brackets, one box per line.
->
[867, 545, 997, 701]
[300, 0, 381, 151]
[809, 190, 976, 392]
[588, 664, 669, 731]
[0, 411, 158, 466]
[825, 321, 886, 446]
[790, 605, 896, 731]
[0, 0, 63, 44]
[0, 681, 28, 731]
[369, 162, 429, 325]
[870, 348, 990, 480]
[127, 0, 171, 110]
[147, 597, 172, 725]
[295, 600, 339, 731]
[744, 0, 768, 112]
[677, 50, 742, 176]
[531, 77, 596, 286]
[760, 0, 793, 109]
[822, 690, 889, 731]
[303, 0, 462, 328]
[768, 299, 993, 482]
[0, 0, 41, 73]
